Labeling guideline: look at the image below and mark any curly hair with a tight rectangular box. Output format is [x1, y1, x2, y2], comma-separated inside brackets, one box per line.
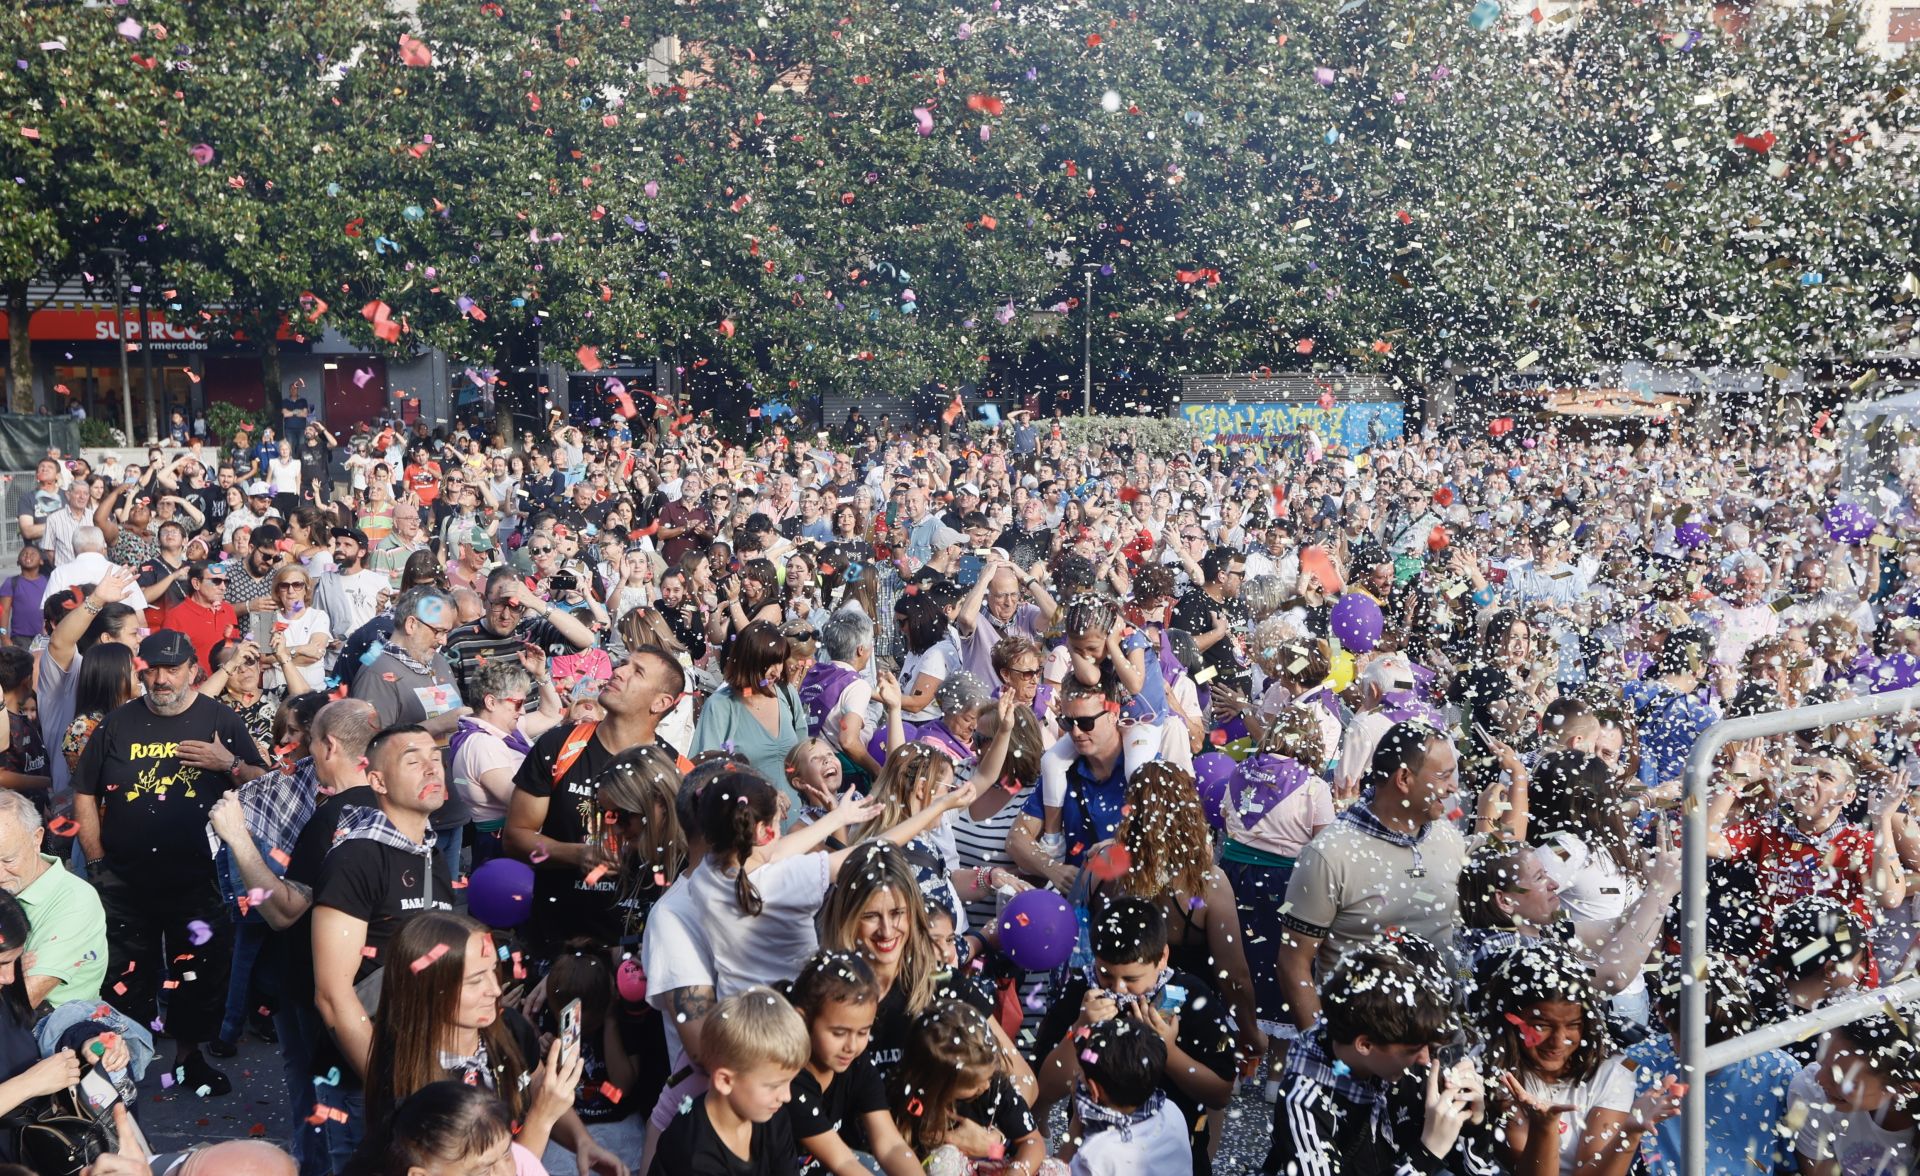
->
[1478, 939, 1612, 1088]
[1110, 762, 1214, 903]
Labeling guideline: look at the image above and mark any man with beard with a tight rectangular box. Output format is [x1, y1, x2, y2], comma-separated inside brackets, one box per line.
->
[223, 524, 286, 617]
[655, 568, 709, 662]
[72, 629, 267, 1096]
[444, 566, 597, 699]
[313, 527, 390, 641]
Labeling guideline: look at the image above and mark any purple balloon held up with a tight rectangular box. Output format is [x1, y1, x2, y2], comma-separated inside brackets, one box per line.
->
[1329, 593, 1385, 653]
[467, 858, 536, 929]
[1825, 502, 1877, 545]
[996, 890, 1077, 972]
[1674, 522, 1710, 551]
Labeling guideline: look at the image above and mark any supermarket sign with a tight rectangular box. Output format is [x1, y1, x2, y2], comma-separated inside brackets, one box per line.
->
[0, 309, 299, 350]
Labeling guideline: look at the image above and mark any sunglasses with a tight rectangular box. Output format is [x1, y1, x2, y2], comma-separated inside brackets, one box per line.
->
[1062, 713, 1109, 732]
[1002, 665, 1041, 681]
[488, 596, 524, 609]
[277, 581, 310, 591]
[530, 547, 555, 556]
[206, 577, 229, 586]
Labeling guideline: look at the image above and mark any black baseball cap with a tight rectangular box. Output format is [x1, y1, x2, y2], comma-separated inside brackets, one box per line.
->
[138, 630, 197, 669]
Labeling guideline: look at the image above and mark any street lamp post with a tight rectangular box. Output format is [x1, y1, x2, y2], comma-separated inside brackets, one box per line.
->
[1082, 267, 1094, 416]
[102, 248, 135, 442]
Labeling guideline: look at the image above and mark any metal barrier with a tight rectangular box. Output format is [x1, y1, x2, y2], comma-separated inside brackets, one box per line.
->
[1680, 685, 1920, 1176]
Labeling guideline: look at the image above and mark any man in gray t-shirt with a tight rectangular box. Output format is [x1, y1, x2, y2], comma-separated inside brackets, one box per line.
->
[349, 586, 473, 854]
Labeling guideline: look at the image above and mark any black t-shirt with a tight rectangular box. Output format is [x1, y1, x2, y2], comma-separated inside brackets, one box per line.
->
[71, 695, 265, 884]
[1036, 970, 1236, 1138]
[513, 723, 628, 949]
[786, 1056, 887, 1176]
[1171, 589, 1246, 689]
[647, 1094, 799, 1176]
[867, 977, 995, 1079]
[136, 554, 190, 611]
[952, 1072, 1038, 1144]
[313, 819, 453, 983]
[279, 785, 378, 1006]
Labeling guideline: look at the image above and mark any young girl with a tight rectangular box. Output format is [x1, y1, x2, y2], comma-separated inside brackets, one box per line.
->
[850, 742, 1021, 937]
[890, 999, 1051, 1176]
[543, 946, 641, 1157]
[1483, 940, 1683, 1176]
[784, 951, 923, 1176]
[1034, 597, 1171, 861]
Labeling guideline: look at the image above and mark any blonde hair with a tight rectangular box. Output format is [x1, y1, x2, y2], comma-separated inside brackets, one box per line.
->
[703, 986, 809, 1075]
[852, 742, 951, 844]
[1111, 762, 1214, 903]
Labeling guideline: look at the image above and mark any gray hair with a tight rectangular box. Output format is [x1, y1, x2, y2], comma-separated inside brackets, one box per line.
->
[821, 606, 874, 664]
[1241, 574, 1289, 621]
[0, 790, 41, 835]
[394, 585, 453, 633]
[467, 659, 534, 710]
[72, 526, 107, 555]
[936, 671, 992, 718]
[1728, 551, 1769, 578]
[310, 699, 379, 761]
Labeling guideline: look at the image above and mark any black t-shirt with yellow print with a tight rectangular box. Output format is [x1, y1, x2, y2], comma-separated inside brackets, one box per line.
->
[71, 695, 265, 884]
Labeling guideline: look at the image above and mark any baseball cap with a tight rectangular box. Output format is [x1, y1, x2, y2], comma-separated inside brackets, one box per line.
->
[138, 629, 197, 669]
[245, 481, 271, 497]
[930, 524, 966, 551]
[957, 482, 982, 497]
[463, 527, 496, 551]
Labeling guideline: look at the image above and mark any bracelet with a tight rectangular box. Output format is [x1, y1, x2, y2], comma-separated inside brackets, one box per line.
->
[81, 600, 102, 614]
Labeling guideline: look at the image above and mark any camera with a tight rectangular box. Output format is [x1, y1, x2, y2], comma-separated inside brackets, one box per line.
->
[549, 571, 578, 593]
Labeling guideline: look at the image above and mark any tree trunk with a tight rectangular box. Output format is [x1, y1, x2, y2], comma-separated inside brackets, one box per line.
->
[260, 336, 282, 427]
[6, 282, 32, 414]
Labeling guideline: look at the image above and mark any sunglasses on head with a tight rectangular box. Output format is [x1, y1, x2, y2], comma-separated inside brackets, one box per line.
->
[1062, 713, 1109, 732]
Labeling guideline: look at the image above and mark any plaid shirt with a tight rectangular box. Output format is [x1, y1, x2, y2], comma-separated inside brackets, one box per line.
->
[203, 756, 320, 863]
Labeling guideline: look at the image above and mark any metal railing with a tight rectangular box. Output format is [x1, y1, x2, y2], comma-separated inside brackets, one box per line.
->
[1680, 685, 1920, 1175]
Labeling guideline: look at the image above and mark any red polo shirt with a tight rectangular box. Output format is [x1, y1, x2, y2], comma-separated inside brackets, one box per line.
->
[159, 596, 241, 673]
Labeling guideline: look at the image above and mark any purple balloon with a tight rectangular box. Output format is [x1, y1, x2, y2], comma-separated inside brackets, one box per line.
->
[996, 890, 1077, 972]
[1329, 593, 1385, 653]
[1193, 751, 1237, 830]
[467, 858, 536, 928]
[1674, 522, 1710, 551]
[1826, 502, 1877, 545]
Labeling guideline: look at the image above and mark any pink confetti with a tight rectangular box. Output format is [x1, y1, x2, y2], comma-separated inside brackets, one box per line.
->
[187, 920, 212, 946]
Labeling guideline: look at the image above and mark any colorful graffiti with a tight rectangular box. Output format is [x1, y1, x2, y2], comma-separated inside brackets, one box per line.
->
[1180, 400, 1405, 449]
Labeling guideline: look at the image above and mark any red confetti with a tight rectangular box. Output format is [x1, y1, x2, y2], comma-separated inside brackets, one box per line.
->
[1504, 1012, 1548, 1047]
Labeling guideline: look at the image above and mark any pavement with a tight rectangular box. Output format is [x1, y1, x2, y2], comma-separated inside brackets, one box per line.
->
[132, 1033, 296, 1156]
[131, 1024, 1284, 1172]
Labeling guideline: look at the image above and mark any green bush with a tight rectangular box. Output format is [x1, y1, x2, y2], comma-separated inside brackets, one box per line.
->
[204, 402, 266, 451]
[78, 418, 125, 447]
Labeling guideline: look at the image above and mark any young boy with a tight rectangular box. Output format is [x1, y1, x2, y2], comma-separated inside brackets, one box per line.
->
[1067, 1017, 1191, 1176]
[647, 985, 809, 1176]
[781, 951, 921, 1176]
[1625, 954, 1798, 1176]
[1259, 935, 1492, 1175]
[1036, 898, 1236, 1174]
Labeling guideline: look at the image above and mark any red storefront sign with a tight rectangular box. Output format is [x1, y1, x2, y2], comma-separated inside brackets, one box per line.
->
[0, 308, 298, 349]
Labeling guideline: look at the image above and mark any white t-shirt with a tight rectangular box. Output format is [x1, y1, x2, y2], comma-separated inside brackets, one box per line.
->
[642, 871, 715, 1074]
[820, 669, 874, 755]
[272, 608, 331, 694]
[268, 457, 303, 495]
[1789, 1063, 1918, 1175]
[899, 644, 951, 723]
[1518, 1055, 1637, 1176]
[685, 851, 832, 997]
[1069, 1096, 1191, 1176]
[319, 568, 390, 638]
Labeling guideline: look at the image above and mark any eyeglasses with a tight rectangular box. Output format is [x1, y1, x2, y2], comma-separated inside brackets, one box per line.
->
[488, 596, 523, 610]
[415, 618, 452, 639]
[277, 581, 309, 591]
[1002, 665, 1041, 681]
[1062, 713, 1109, 732]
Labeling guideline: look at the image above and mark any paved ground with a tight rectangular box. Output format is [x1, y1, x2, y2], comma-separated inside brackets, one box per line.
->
[133, 1034, 296, 1156]
[134, 1028, 1283, 1171]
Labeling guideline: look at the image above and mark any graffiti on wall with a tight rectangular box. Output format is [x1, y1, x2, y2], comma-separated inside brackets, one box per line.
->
[1180, 400, 1405, 448]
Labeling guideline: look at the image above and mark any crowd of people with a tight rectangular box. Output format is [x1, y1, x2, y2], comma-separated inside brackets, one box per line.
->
[0, 400, 1917, 1176]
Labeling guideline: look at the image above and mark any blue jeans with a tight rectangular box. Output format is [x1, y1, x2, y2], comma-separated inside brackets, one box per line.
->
[277, 994, 328, 1176]
[218, 919, 271, 1044]
[433, 823, 465, 879]
[1221, 854, 1298, 1032]
[317, 1084, 365, 1173]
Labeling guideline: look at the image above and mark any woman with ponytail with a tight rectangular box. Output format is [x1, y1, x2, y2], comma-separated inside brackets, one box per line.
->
[682, 766, 986, 998]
